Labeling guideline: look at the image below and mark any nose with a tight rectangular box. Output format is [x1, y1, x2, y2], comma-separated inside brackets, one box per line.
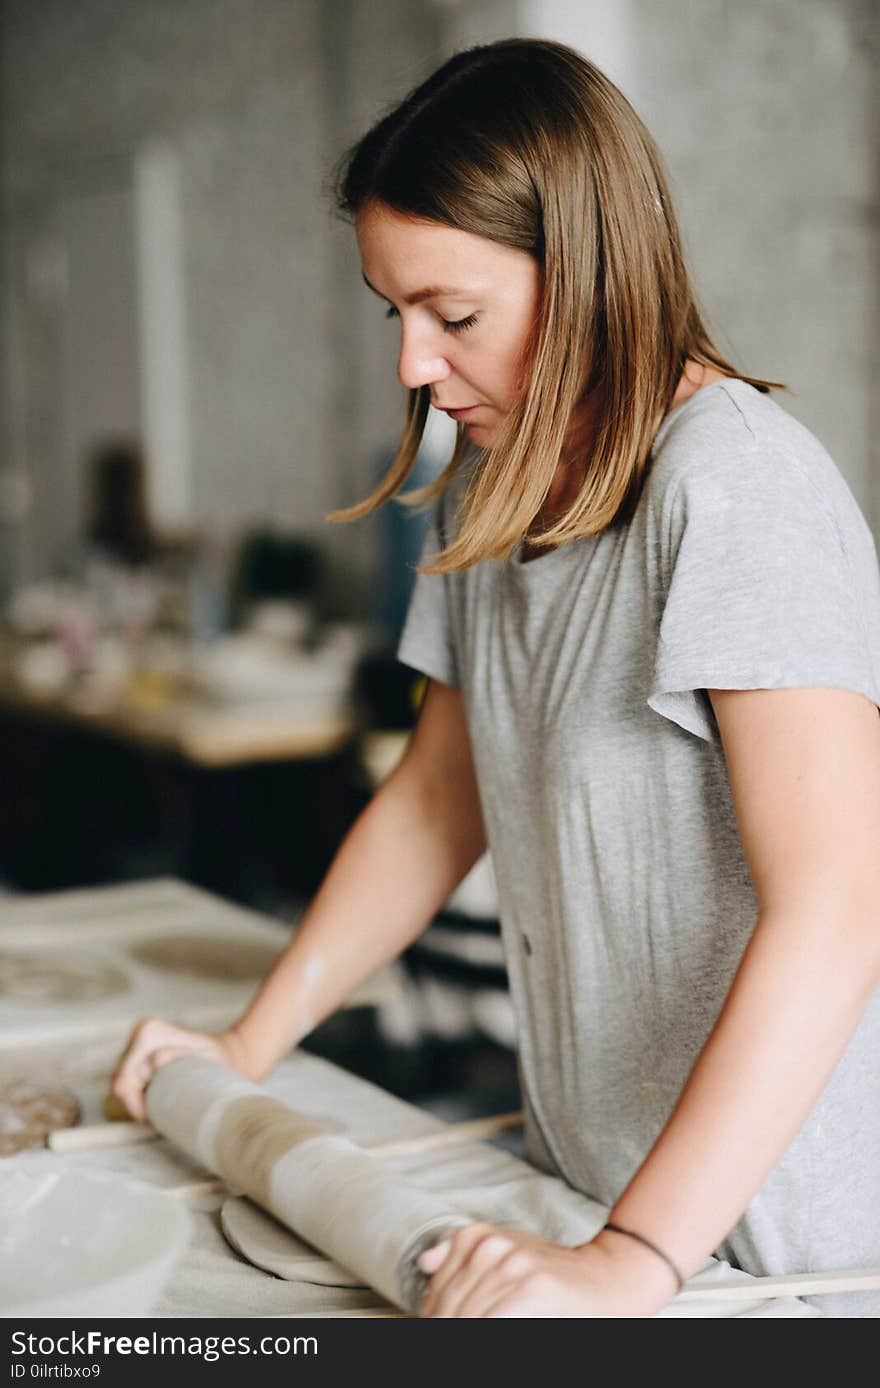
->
[396, 325, 451, 390]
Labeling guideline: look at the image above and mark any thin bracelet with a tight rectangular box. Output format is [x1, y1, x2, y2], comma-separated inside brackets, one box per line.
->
[601, 1221, 685, 1294]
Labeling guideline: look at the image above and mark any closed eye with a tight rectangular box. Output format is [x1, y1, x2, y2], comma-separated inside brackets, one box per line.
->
[384, 305, 479, 334]
[443, 313, 478, 334]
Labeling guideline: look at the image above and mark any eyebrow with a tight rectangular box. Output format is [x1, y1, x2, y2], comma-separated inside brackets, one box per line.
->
[361, 272, 470, 305]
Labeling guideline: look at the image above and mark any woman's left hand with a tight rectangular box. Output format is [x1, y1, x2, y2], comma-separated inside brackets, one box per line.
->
[417, 1223, 676, 1318]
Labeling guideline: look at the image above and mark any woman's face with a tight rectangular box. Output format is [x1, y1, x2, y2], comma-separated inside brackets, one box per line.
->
[355, 202, 542, 446]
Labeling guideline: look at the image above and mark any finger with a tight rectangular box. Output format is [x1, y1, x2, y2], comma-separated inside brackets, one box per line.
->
[483, 1289, 535, 1318]
[451, 1247, 534, 1319]
[115, 1051, 160, 1121]
[455, 1276, 516, 1319]
[417, 1241, 450, 1275]
[420, 1225, 489, 1316]
[111, 1047, 153, 1116]
[111, 1025, 189, 1122]
[110, 1023, 150, 1085]
[112, 1020, 176, 1084]
[148, 1045, 192, 1070]
[111, 1073, 148, 1124]
[424, 1231, 514, 1319]
[118, 1046, 185, 1120]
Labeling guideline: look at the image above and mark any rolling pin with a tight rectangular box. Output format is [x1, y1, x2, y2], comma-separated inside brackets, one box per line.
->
[146, 1056, 472, 1314]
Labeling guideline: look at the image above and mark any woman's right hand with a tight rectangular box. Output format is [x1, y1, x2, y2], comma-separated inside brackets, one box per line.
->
[110, 1018, 257, 1123]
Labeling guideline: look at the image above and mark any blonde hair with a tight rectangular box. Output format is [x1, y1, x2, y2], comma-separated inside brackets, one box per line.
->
[331, 38, 782, 573]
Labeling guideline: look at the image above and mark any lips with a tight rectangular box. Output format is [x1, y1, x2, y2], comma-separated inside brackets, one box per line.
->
[437, 405, 479, 419]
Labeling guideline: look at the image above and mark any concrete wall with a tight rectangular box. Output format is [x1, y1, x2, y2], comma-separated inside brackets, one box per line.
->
[0, 0, 442, 604]
[517, 0, 879, 526]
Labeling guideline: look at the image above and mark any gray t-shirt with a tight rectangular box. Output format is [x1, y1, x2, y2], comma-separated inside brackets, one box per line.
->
[398, 378, 880, 1316]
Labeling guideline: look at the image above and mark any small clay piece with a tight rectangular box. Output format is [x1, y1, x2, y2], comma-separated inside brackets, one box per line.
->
[0, 950, 131, 1004]
[0, 1080, 80, 1156]
[221, 1196, 364, 1287]
[129, 935, 281, 983]
[102, 1091, 132, 1122]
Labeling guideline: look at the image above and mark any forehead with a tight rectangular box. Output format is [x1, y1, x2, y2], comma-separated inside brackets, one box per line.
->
[355, 203, 537, 296]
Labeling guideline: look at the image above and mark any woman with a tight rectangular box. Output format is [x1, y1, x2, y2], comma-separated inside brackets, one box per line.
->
[113, 39, 880, 1317]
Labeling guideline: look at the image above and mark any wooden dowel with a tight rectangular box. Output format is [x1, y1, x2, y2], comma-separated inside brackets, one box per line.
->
[366, 1111, 523, 1159]
[677, 1267, 880, 1302]
[47, 1121, 157, 1152]
[230, 1271, 880, 1311]
[267, 1308, 405, 1318]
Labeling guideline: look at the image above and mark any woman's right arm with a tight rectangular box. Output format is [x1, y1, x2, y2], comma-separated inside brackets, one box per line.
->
[111, 678, 487, 1119]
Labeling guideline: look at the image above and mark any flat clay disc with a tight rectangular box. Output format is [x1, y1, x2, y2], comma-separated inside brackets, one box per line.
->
[129, 935, 281, 983]
[0, 950, 130, 1003]
[0, 1081, 80, 1156]
[220, 1196, 365, 1287]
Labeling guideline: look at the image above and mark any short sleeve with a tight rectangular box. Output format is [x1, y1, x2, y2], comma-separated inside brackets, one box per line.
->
[396, 504, 461, 689]
[647, 450, 880, 743]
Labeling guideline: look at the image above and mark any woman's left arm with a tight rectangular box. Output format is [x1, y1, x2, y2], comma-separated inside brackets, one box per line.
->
[598, 684, 880, 1302]
[420, 686, 880, 1316]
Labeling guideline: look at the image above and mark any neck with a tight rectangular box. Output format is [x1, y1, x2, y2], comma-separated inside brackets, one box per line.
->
[532, 392, 598, 529]
[543, 360, 727, 525]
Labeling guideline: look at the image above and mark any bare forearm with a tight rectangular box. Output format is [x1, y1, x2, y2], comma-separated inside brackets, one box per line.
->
[602, 905, 880, 1288]
[231, 759, 486, 1077]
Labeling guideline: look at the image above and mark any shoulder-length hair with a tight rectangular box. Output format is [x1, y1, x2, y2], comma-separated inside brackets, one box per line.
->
[330, 38, 781, 573]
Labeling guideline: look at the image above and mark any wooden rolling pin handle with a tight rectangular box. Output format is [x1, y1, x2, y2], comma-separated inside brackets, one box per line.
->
[677, 1266, 880, 1302]
[47, 1121, 157, 1152]
[367, 1110, 522, 1159]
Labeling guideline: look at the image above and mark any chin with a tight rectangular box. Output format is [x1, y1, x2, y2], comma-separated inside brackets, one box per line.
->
[466, 421, 496, 443]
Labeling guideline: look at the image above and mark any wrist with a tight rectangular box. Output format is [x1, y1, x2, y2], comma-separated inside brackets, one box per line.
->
[576, 1225, 681, 1314]
[222, 1024, 268, 1082]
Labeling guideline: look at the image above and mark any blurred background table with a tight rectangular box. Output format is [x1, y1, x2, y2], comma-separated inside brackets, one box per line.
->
[0, 629, 370, 905]
[0, 636, 355, 765]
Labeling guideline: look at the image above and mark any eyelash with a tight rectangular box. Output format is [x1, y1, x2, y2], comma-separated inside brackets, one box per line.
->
[384, 306, 479, 335]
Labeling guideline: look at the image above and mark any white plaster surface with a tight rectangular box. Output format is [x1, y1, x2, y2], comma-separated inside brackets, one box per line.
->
[4, 1048, 825, 1317]
[0, 1166, 189, 1317]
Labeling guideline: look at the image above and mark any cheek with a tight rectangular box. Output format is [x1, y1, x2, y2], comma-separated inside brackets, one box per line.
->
[496, 344, 530, 407]
[498, 312, 538, 404]
[465, 344, 520, 408]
